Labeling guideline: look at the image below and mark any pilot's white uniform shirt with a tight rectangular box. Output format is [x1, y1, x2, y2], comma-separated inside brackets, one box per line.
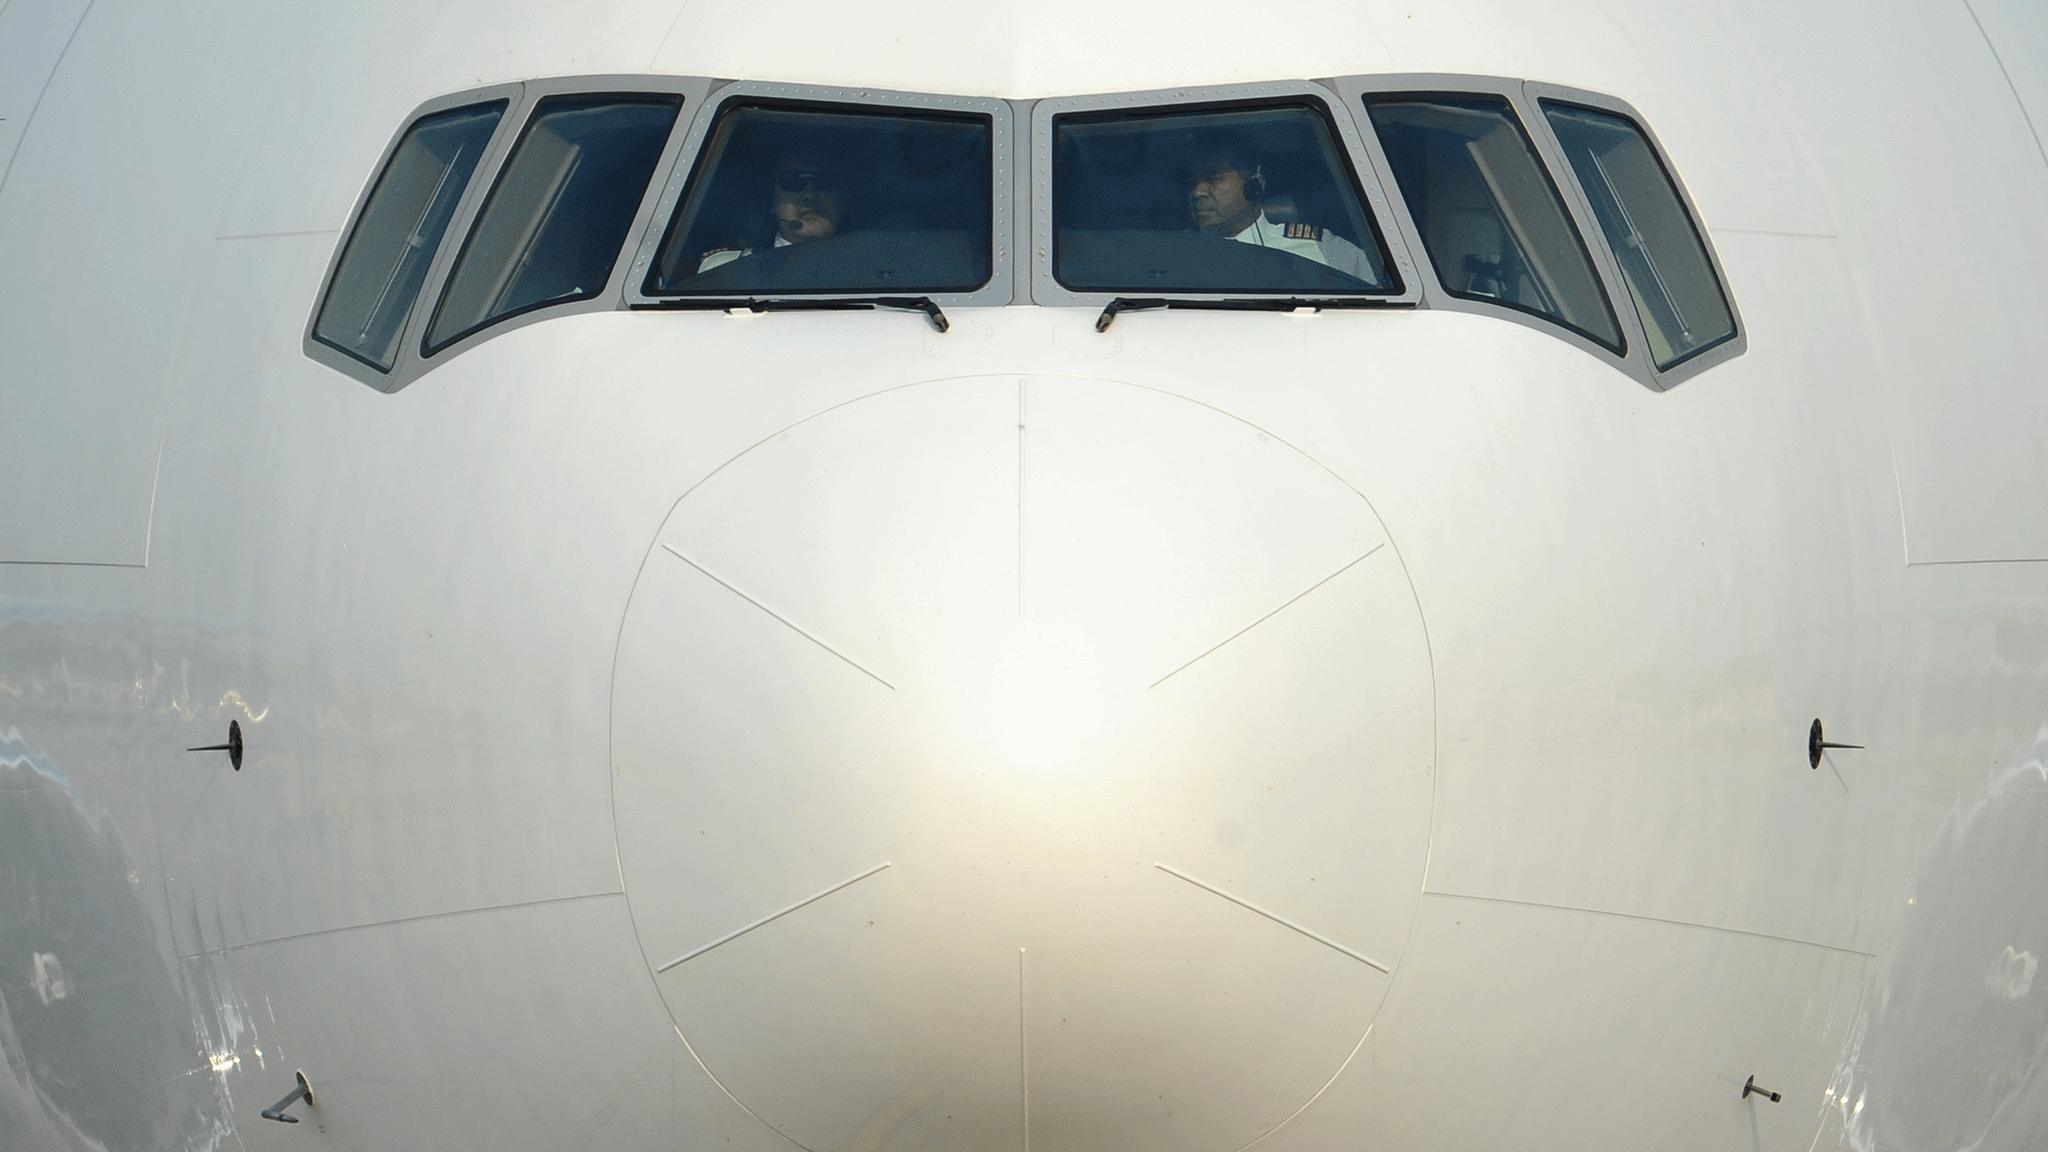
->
[696, 232, 792, 273]
[1228, 211, 1376, 283]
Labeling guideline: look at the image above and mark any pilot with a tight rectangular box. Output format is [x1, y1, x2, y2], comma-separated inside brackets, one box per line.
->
[696, 151, 848, 272]
[1186, 144, 1376, 283]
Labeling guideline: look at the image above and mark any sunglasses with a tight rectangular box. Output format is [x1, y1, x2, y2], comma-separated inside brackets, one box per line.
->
[775, 169, 841, 193]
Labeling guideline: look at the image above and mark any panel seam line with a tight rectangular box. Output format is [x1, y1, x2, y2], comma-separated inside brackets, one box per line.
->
[176, 889, 622, 959]
[0, 0, 96, 201]
[1966, 0, 2048, 174]
[1425, 889, 1875, 957]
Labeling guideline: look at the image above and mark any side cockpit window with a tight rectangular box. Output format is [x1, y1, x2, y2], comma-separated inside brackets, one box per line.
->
[644, 102, 995, 296]
[1364, 94, 1624, 352]
[310, 101, 505, 373]
[425, 94, 682, 354]
[1051, 102, 1400, 295]
[1539, 100, 1737, 370]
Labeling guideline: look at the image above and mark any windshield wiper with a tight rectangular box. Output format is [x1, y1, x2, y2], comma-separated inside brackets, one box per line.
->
[638, 295, 948, 333]
[1094, 296, 1408, 333]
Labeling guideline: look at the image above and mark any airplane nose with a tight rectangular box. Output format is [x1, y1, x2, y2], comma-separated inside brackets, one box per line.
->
[612, 374, 1434, 1152]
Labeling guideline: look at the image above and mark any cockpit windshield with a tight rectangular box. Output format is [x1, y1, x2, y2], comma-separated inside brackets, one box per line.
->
[645, 103, 993, 296]
[1052, 102, 1399, 295]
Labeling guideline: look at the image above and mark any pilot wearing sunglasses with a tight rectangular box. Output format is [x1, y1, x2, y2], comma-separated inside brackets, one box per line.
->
[697, 152, 848, 272]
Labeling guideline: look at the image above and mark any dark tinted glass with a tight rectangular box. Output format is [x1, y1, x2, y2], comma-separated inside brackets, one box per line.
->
[1366, 94, 1623, 351]
[427, 94, 681, 352]
[647, 103, 993, 295]
[313, 102, 504, 371]
[1052, 102, 1398, 294]
[1541, 101, 1736, 369]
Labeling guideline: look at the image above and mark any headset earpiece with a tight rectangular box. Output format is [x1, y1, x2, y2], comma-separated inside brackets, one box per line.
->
[1244, 164, 1266, 202]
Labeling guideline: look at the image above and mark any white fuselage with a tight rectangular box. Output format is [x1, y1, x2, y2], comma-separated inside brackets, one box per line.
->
[3, 3, 2047, 1150]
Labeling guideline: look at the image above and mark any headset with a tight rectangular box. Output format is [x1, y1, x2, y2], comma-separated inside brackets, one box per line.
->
[1239, 162, 1269, 246]
[1242, 162, 1266, 203]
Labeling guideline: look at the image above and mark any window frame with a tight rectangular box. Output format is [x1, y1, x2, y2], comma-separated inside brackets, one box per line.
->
[302, 82, 523, 391]
[1355, 87, 1630, 355]
[1525, 80, 1745, 387]
[304, 76, 713, 392]
[411, 74, 711, 374]
[305, 75, 1740, 395]
[1028, 80, 1422, 309]
[624, 81, 1016, 309]
[420, 88, 689, 357]
[1331, 73, 1654, 383]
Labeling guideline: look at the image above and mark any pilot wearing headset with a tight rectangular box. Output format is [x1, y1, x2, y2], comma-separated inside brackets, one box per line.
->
[1186, 143, 1375, 282]
[696, 149, 848, 272]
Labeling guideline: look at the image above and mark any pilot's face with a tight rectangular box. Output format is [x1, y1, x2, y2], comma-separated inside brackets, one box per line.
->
[1190, 164, 1253, 232]
[773, 164, 845, 243]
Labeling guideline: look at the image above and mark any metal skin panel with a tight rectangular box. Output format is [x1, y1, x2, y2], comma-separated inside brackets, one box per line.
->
[180, 894, 783, 1148]
[1413, 230, 1909, 955]
[641, 1, 1402, 97]
[3, 2, 2048, 1150]
[611, 375, 1430, 1151]
[0, 0, 181, 566]
[1341, 897, 1868, 1151]
[1970, 0, 2048, 153]
[0, 0, 92, 183]
[1720, 0, 2048, 565]
[152, 235, 628, 952]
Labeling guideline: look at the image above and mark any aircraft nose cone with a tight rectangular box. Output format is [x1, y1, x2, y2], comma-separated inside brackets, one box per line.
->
[612, 375, 1433, 1152]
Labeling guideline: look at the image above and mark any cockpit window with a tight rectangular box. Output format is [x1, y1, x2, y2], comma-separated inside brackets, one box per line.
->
[312, 101, 505, 372]
[426, 94, 682, 353]
[645, 102, 993, 295]
[1365, 94, 1624, 352]
[1051, 102, 1399, 295]
[1540, 101, 1736, 370]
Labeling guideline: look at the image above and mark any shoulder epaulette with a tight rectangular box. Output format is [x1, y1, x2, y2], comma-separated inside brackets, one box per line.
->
[1284, 223, 1323, 241]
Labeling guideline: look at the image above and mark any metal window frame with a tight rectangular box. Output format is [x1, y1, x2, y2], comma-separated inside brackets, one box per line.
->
[1009, 99, 1036, 304]
[623, 81, 1015, 309]
[1027, 80, 1423, 308]
[302, 83, 524, 392]
[305, 75, 713, 392]
[1331, 73, 1653, 383]
[410, 74, 713, 377]
[418, 88, 692, 358]
[1524, 81, 1746, 389]
[306, 74, 1741, 394]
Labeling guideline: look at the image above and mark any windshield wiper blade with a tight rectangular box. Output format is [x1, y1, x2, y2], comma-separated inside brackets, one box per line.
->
[1094, 295, 1406, 332]
[754, 296, 949, 333]
[639, 295, 948, 333]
